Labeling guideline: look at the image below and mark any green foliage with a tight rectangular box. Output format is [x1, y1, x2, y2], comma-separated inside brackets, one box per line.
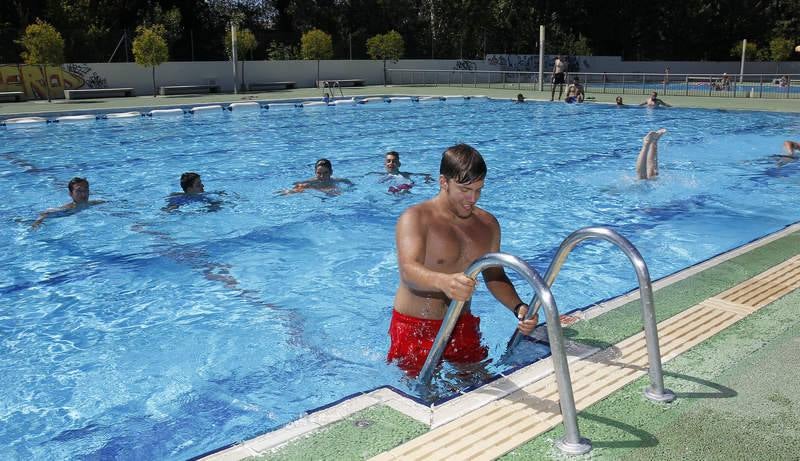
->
[366, 30, 405, 61]
[266, 41, 299, 60]
[768, 37, 794, 62]
[224, 28, 258, 59]
[142, 5, 183, 45]
[730, 41, 759, 60]
[300, 29, 333, 60]
[18, 19, 65, 65]
[133, 24, 169, 68]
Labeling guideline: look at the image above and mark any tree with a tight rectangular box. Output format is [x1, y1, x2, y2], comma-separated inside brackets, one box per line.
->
[301, 29, 333, 86]
[769, 37, 794, 72]
[730, 40, 759, 60]
[225, 27, 258, 90]
[18, 19, 64, 102]
[366, 30, 404, 86]
[133, 24, 169, 97]
[266, 41, 299, 60]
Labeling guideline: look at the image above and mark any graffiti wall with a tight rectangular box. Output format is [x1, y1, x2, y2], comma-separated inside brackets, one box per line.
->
[0, 64, 108, 100]
[485, 54, 582, 72]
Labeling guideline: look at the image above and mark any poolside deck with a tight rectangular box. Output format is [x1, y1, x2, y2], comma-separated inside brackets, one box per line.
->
[201, 223, 800, 460]
[1, 85, 799, 119]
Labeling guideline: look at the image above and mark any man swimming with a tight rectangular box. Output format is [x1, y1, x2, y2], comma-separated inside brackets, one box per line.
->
[388, 144, 538, 375]
[164, 172, 223, 212]
[32, 177, 105, 229]
[379, 151, 433, 193]
[640, 91, 671, 107]
[284, 158, 353, 196]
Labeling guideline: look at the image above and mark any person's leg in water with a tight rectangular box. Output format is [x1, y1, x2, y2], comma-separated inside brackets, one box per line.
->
[646, 128, 667, 178]
[636, 129, 667, 179]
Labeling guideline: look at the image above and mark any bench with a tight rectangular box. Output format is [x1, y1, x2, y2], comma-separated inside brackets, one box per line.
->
[159, 85, 220, 96]
[245, 81, 296, 91]
[317, 79, 365, 88]
[0, 91, 25, 102]
[64, 88, 135, 100]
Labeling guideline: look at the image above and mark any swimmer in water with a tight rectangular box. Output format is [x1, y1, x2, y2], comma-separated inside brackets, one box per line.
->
[379, 151, 433, 194]
[164, 172, 223, 212]
[283, 158, 353, 196]
[31, 177, 105, 229]
[635, 128, 668, 180]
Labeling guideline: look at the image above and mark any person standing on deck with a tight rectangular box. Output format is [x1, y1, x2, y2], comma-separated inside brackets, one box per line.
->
[550, 55, 567, 101]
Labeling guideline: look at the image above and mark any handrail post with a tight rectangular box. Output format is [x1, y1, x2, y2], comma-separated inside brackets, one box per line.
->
[507, 226, 675, 403]
[417, 252, 591, 455]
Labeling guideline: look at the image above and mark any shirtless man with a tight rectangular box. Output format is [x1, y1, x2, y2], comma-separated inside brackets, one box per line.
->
[565, 77, 585, 103]
[284, 158, 353, 196]
[640, 91, 671, 107]
[636, 128, 667, 179]
[550, 55, 567, 101]
[32, 177, 105, 229]
[388, 144, 539, 375]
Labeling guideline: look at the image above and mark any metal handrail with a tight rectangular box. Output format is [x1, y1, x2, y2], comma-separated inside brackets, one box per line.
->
[507, 226, 676, 403]
[417, 252, 591, 455]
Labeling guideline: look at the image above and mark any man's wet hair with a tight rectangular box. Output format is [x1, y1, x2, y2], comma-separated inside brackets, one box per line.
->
[439, 144, 486, 184]
[385, 151, 400, 160]
[180, 172, 201, 192]
[68, 177, 88, 193]
[315, 158, 332, 171]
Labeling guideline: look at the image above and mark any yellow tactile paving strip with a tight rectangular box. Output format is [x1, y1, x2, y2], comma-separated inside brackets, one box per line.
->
[372, 254, 800, 461]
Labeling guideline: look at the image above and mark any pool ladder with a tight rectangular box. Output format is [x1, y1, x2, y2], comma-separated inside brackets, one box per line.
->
[322, 80, 344, 98]
[417, 226, 675, 456]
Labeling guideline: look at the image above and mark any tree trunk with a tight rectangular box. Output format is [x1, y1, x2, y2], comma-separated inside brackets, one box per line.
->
[152, 67, 157, 97]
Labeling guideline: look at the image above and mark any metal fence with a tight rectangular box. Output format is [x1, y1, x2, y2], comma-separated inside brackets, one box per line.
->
[386, 69, 800, 99]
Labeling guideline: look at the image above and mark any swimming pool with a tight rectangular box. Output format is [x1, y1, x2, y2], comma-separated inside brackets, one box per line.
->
[2, 98, 799, 459]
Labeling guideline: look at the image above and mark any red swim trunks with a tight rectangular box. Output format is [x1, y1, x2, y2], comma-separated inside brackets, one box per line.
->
[387, 309, 488, 376]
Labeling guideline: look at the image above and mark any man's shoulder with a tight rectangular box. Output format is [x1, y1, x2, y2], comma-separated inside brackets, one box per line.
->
[473, 207, 500, 228]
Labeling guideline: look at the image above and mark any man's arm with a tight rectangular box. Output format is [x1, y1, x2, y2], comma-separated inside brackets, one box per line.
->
[396, 207, 475, 301]
[31, 212, 49, 229]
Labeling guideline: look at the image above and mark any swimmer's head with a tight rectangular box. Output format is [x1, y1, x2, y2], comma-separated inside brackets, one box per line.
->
[616, 96, 623, 105]
[68, 177, 89, 203]
[315, 158, 333, 180]
[439, 143, 486, 185]
[180, 172, 204, 194]
[385, 151, 401, 174]
[516, 93, 524, 102]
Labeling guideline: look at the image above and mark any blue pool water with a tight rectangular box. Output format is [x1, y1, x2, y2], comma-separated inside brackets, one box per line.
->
[2, 99, 800, 459]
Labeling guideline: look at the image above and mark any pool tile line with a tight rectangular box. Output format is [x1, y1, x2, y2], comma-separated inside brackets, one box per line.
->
[201, 225, 800, 460]
[371, 254, 800, 461]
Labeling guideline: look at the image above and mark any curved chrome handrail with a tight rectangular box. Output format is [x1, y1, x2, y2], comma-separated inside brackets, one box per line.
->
[417, 252, 591, 455]
[507, 226, 676, 403]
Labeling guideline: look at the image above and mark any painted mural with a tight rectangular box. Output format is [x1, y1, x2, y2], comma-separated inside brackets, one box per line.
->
[0, 63, 106, 100]
[485, 54, 582, 72]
